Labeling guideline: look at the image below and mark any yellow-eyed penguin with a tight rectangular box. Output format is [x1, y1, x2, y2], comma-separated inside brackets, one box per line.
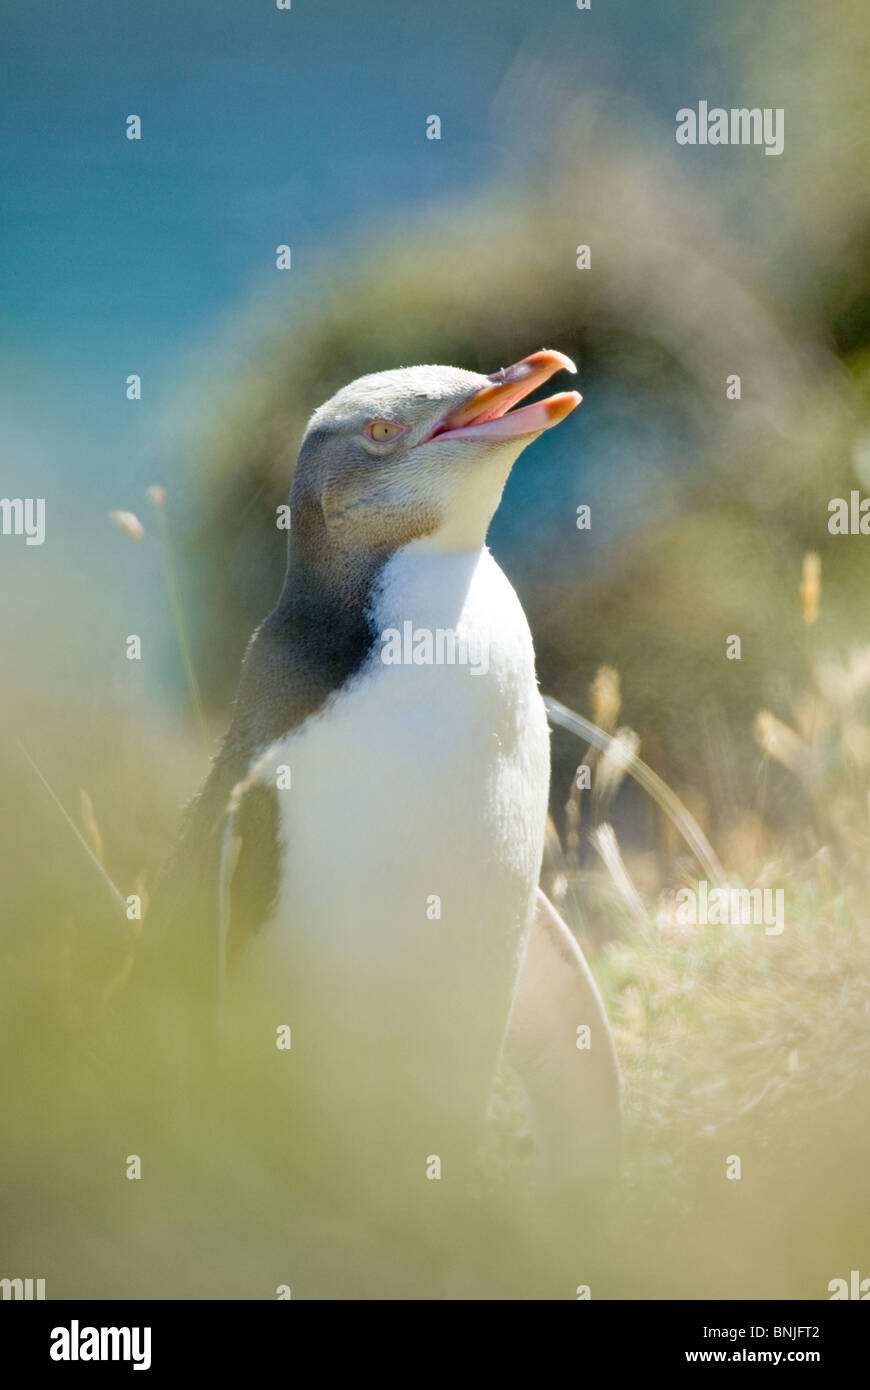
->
[146, 350, 619, 1216]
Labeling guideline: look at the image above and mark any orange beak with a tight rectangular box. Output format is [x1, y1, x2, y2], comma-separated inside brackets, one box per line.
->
[427, 349, 581, 443]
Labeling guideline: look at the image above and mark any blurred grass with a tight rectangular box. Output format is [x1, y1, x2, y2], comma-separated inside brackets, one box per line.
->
[2, 549, 869, 1297]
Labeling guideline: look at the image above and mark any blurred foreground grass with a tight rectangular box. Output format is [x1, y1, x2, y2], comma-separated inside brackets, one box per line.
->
[1, 554, 868, 1299]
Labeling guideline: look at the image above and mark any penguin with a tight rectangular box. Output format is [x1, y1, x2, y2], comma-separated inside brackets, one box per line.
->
[144, 350, 620, 1212]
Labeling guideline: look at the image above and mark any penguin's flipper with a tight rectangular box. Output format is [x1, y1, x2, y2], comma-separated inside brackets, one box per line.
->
[139, 753, 280, 1009]
[504, 888, 621, 1194]
[216, 808, 243, 1017]
[217, 770, 282, 986]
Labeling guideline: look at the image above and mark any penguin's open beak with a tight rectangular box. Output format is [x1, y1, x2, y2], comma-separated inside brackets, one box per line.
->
[426, 350, 581, 443]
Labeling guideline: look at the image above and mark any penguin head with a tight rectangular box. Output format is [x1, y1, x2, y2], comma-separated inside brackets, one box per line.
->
[291, 350, 580, 557]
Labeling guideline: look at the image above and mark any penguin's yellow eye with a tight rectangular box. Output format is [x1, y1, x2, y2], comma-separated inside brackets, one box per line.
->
[366, 420, 403, 442]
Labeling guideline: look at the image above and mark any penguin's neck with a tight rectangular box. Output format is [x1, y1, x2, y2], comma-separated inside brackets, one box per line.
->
[280, 492, 388, 616]
[268, 507, 388, 711]
[370, 541, 489, 633]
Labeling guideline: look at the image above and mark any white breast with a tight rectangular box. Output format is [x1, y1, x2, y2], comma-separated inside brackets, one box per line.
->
[240, 544, 550, 1165]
